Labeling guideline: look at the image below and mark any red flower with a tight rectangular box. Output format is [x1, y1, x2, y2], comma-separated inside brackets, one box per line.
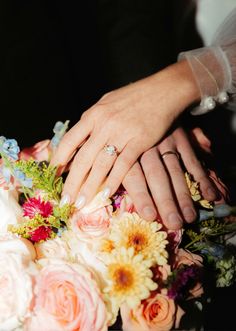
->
[29, 226, 52, 242]
[23, 197, 53, 218]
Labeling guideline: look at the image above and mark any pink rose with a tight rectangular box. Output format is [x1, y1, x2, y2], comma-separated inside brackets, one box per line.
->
[121, 290, 177, 331]
[152, 264, 171, 283]
[115, 192, 135, 216]
[70, 192, 112, 241]
[26, 259, 108, 331]
[71, 208, 111, 240]
[20, 139, 51, 162]
[167, 229, 183, 253]
[175, 249, 203, 268]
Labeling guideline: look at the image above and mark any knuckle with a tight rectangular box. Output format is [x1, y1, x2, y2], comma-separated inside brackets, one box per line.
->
[118, 154, 134, 170]
[60, 132, 75, 149]
[95, 155, 110, 169]
[140, 148, 156, 165]
[73, 150, 88, 167]
[188, 156, 202, 171]
[167, 164, 182, 176]
[144, 165, 163, 182]
[134, 191, 151, 205]
[125, 169, 140, 182]
[178, 192, 192, 204]
[159, 197, 176, 209]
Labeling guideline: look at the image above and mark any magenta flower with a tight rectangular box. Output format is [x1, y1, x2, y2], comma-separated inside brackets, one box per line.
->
[29, 226, 52, 242]
[23, 197, 53, 219]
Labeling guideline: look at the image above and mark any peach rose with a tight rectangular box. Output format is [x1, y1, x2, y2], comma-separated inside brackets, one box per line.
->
[121, 290, 177, 331]
[70, 192, 112, 241]
[26, 259, 108, 331]
[175, 249, 203, 268]
[20, 139, 51, 162]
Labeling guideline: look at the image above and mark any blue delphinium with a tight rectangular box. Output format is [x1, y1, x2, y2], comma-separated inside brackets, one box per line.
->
[199, 203, 233, 221]
[13, 168, 33, 188]
[50, 120, 70, 149]
[0, 136, 20, 160]
[0, 167, 12, 183]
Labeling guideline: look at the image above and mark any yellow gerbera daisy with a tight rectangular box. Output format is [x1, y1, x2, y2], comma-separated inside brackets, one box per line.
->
[110, 212, 168, 265]
[103, 247, 157, 308]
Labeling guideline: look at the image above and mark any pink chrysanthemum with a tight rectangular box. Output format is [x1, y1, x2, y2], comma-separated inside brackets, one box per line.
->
[29, 226, 52, 242]
[23, 197, 53, 218]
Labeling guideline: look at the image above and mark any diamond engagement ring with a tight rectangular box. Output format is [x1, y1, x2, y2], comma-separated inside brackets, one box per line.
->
[103, 144, 118, 156]
[161, 150, 180, 160]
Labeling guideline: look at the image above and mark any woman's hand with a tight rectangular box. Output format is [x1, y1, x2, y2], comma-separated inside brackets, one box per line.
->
[51, 61, 199, 208]
[122, 127, 220, 230]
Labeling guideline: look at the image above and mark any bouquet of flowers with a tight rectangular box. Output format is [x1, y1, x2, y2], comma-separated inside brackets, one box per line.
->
[0, 121, 235, 331]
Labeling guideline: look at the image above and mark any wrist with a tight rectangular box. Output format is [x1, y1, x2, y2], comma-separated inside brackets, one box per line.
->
[167, 60, 201, 109]
[151, 60, 201, 118]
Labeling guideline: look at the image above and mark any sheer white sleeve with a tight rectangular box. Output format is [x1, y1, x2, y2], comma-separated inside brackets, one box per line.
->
[178, 7, 236, 115]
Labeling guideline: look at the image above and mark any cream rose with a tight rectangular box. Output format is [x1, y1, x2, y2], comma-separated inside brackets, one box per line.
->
[63, 230, 108, 290]
[0, 252, 35, 331]
[0, 232, 35, 262]
[0, 188, 23, 233]
[35, 237, 70, 260]
[121, 290, 177, 331]
[26, 259, 108, 331]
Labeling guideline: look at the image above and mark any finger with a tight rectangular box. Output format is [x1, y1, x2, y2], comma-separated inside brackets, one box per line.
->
[190, 127, 212, 153]
[50, 116, 94, 167]
[61, 135, 107, 206]
[174, 129, 218, 201]
[103, 139, 143, 197]
[122, 162, 157, 221]
[141, 148, 183, 230]
[160, 151, 196, 223]
[77, 144, 119, 205]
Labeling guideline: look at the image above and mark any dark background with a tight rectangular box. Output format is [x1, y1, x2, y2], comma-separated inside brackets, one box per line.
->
[0, 1, 235, 329]
[0, 0, 199, 146]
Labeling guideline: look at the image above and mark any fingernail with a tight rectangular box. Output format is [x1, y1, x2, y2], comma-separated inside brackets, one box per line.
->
[167, 213, 183, 229]
[75, 195, 86, 209]
[143, 207, 157, 220]
[59, 194, 71, 207]
[101, 187, 111, 200]
[183, 207, 196, 222]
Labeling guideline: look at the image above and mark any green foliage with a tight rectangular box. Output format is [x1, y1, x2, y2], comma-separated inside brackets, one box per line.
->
[15, 159, 63, 201]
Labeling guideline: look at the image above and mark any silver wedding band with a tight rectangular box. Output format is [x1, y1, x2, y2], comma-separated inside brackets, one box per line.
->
[103, 144, 119, 156]
[161, 150, 180, 160]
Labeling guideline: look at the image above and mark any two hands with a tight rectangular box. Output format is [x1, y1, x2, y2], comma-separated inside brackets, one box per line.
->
[52, 124, 222, 230]
[122, 127, 220, 229]
[50, 60, 223, 229]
